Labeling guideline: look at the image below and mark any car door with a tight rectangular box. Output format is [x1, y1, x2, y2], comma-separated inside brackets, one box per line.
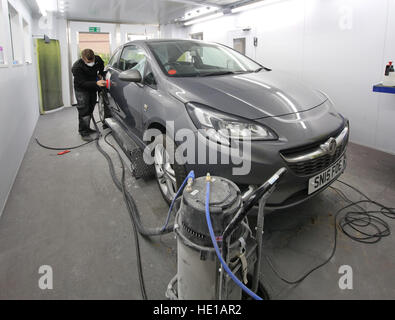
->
[114, 45, 148, 136]
[105, 48, 125, 121]
[140, 62, 160, 138]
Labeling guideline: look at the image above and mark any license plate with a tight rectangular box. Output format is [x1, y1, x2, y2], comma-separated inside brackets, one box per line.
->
[308, 156, 346, 195]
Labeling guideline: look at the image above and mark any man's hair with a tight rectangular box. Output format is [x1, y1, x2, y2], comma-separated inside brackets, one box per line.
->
[81, 49, 95, 61]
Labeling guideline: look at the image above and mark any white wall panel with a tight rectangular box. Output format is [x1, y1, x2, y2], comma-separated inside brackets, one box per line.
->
[0, 0, 39, 216]
[120, 24, 160, 45]
[239, 0, 305, 75]
[302, 0, 388, 148]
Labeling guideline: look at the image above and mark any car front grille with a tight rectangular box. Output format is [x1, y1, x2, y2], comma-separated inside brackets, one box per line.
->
[286, 143, 346, 176]
[280, 124, 349, 177]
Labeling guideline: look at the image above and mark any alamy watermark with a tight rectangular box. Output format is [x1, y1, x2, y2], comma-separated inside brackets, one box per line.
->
[338, 265, 353, 290]
[38, 265, 53, 290]
[142, 121, 252, 176]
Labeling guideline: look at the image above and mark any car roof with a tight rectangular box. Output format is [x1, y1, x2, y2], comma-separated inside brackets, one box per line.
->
[123, 39, 207, 46]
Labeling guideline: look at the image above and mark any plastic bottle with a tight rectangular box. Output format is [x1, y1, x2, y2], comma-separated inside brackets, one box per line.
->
[383, 62, 395, 86]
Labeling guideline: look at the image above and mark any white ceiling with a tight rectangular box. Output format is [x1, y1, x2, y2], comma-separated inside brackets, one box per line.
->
[25, 0, 249, 24]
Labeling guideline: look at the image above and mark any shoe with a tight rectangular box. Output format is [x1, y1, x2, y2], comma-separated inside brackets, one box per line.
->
[87, 128, 97, 134]
[81, 134, 94, 142]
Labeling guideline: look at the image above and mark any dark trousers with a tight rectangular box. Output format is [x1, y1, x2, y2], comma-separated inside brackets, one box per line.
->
[75, 90, 97, 135]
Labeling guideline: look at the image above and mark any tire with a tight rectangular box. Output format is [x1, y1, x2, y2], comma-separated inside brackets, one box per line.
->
[153, 134, 187, 205]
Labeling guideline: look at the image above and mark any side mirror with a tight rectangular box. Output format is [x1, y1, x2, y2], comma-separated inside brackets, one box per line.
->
[119, 69, 142, 83]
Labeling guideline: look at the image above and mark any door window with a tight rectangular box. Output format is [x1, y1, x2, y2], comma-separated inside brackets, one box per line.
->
[108, 48, 122, 69]
[119, 45, 147, 75]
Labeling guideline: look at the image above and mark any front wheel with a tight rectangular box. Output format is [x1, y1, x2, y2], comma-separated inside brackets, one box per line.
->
[153, 134, 187, 205]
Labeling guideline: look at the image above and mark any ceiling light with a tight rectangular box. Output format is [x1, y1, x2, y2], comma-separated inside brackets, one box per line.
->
[36, 0, 59, 16]
[231, 0, 282, 13]
[181, 5, 219, 22]
[36, 0, 48, 16]
[184, 12, 224, 26]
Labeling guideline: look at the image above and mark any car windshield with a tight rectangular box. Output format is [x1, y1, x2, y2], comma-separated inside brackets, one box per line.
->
[147, 41, 263, 78]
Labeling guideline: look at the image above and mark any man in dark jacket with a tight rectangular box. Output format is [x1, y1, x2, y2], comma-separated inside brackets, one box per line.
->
[72, 49, 107, 141]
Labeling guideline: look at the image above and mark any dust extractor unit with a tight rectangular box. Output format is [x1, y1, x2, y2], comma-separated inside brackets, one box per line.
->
[166, 169, 287, 300]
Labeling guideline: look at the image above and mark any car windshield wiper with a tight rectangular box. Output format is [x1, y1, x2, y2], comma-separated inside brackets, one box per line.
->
[200, 71, 236, 77]
[254, 67, 265, 73]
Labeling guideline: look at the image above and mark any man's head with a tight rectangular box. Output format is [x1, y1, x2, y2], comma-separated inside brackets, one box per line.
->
[81, 49, 95, 66]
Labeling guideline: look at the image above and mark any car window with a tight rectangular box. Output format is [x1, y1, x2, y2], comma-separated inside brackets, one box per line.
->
[119, 45, 147, 74]
[108, 49, 122, 69]
[175, 47, 232, 69]
[200, 47, 230, 69]
[148, 41, 262, 78]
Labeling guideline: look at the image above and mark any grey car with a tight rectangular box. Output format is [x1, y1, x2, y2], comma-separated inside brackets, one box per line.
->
[101, 39, 349, 209]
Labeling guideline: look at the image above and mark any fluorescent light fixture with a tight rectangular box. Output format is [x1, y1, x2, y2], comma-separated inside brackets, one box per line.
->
[36, 0, 59, 16]
[184, 12, 224, 26]
[231, 0, 282, 13]
[36, 0, 48, 16]
[181, 6, 218, 21]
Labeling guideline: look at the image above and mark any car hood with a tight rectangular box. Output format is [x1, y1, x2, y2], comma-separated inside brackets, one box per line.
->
[167, 71, 327, 120]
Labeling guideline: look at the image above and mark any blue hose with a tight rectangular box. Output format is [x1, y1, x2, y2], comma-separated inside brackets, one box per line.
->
[161, 171, 195, 232]
[205, 180, 263, 301]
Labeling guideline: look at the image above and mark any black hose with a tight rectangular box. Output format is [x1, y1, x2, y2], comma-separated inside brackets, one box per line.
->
[35, 117, 103, 151]
[90, 119, 174, 237]
[35, 137, 96, 151]
[94, 132, 173, 237]
[89, 115, 147, 299]
[35, 113, 155, 299]
[222, 184, 271, 242]
[97, 132, 148, 300]
[265, 179, 395, 285]
[331, 182, 394, 244]
[265, 199, 342, 285]
[223, 169, 287, 241]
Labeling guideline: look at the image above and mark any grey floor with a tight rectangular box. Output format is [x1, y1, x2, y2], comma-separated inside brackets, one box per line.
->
[0, 107, 394, 300]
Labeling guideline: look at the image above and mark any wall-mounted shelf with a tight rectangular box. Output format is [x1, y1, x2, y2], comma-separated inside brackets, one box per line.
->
[373, 84, 395, 94]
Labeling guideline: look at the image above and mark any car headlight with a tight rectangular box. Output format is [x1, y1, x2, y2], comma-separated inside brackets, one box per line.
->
[186, 102, 278, 145]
